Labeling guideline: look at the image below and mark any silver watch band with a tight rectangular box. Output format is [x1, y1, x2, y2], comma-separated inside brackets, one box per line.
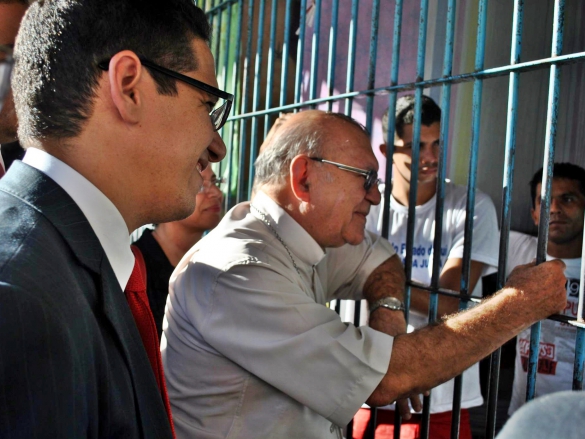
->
[369, 297, 405, 315]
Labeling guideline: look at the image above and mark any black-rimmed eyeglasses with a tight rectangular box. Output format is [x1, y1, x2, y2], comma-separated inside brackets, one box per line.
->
[98, 57, 234, 131]
[310, 157, 381, 191]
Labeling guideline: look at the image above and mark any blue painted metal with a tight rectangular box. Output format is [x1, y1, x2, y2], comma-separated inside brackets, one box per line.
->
[309, 0, 322, 109]
[213, 5, 223, 73]
[264, 0, 279, 139]
[574, 227, 585, 390]
[527, 0, 565, 403]
[226, 50, 585, 122]
[381, 0, 403, 250]
[404, 0, 429, 325]
[326, 0, 339, 112]
[226, 0, 244, 210]
[218, 1, 232, 198]
[247, 0, 267, 196]
[205, 0, 239, 16]
[436, 2, 458, 438]
[236, 0, 255, 203]
[344, 0, 359, 116]
[484, 1, 524, 436]
[408, 0, 431, 436]
[294, 0, 308, 107]
[279, 0, 292, 107]
[364, 0, 380, 135]
[574, 329, 585, 390]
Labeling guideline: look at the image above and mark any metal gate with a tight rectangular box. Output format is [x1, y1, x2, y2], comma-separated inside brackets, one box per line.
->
[198, 0, 585, 438]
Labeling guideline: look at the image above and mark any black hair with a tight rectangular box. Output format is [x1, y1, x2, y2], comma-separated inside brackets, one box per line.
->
[381, 94, 442, 143]
[530, 162, 585, 208]
[13, 0, 210, 141]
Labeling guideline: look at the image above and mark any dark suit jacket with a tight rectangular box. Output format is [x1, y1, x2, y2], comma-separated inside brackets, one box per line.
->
[0, 162, 173, 438]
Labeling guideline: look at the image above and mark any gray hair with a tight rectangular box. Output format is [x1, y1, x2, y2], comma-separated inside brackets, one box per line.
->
[254, 112, 368, 187]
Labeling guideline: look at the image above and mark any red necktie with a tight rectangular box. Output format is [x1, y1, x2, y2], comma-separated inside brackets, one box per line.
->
[126, 245, 176, 438]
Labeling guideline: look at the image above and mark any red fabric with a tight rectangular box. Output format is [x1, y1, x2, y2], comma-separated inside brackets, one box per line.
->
[352, 408, 472, 439]
[127, 245, 175, 438]
[0, 164, 5, 179]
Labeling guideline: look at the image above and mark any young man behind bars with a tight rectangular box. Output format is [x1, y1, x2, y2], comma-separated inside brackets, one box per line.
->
[505, 163, 585, 416]
[358, 94, 499, 439]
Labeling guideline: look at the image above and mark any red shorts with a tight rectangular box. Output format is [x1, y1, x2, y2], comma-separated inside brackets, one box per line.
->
[352, 407, 472, 439]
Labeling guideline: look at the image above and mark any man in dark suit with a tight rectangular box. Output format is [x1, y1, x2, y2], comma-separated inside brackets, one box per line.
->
[0, 0, 27, 174]
[0, 0, 229, 437]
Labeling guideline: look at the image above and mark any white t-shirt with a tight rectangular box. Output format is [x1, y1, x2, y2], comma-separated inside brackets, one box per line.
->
[506, 231, 581, 415]
[366, 181, 500, 413]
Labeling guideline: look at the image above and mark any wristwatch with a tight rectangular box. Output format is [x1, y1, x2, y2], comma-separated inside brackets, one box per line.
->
[369, 297, 405, 315]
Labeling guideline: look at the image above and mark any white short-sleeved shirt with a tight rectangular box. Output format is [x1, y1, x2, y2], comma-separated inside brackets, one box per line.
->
[162, 191, 397, 439]
[506, 231, 581, 415]
[366, 182, 499, 413]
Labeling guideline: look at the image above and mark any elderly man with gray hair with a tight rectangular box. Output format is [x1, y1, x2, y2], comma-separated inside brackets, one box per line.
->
[162, 110, 567, 439]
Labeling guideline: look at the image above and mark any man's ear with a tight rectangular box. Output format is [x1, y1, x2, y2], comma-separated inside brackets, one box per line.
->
[290, 155, 311, 202]
[379, 143, 388, 158]
[107, 51, 145, 124]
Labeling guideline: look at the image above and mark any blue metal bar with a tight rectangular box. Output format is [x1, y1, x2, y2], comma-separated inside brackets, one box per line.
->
[218, 3, 233, 179]
[236, 0, 255, 203]
[247, 0, 266, 197]
[226, 50, 585, 122]
[213, 4, 223, 73]
[294, 0, 308, 107]
[279, 0, 292, 107]
[263, 0, 279, 139]
[344, 0, 359, 116]
[486, 1, 524, 437]
[437, 2, 458, 436]
[382, 0, 404, 243]
[326, 0, 339, 112]
[309, 0, 322, 109]
[409, 1, 431, 436]
[527, 0, 565, 403]
[226, 0, 244, 210]
[205, 0, 239, 16]
[384, 5, 405, 434]
[571, 169, 585, 392]
[450, 2, 489, 437]
[364, 0, 381, 135]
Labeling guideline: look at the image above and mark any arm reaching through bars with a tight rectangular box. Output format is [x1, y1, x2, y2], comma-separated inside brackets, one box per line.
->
[366, 259, 567, 407]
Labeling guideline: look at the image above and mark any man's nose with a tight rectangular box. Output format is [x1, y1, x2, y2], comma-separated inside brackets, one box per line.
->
[208, 132, 227, 163]
[420, 142, 439, 162]
[209, 182, 224, 200]
[367, 183, 382, 206]
[550, 197, 562, 213]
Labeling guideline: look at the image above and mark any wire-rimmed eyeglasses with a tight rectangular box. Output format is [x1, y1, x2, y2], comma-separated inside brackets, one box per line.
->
[98, 57, 234, 131]
[199, 177, 224, 194]
[310, 157, 381, 191]
[0, 45, 13, 113]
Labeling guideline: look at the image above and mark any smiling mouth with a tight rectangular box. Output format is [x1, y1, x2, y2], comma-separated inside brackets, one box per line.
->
[419, 165, 438, 173]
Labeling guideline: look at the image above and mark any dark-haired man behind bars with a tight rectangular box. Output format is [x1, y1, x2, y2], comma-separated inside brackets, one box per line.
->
[0, 0, 228, 437]
[505, 163, 585, 416]
[357, 94, 499, 439]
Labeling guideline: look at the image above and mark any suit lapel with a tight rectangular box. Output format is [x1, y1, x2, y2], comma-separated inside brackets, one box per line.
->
[100, 260, 171, 437]
[1, 162, 171, 437]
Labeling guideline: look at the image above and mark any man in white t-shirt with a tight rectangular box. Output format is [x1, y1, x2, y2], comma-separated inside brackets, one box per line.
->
[356, 94, 499, 439]
[506, 163, 585, 416]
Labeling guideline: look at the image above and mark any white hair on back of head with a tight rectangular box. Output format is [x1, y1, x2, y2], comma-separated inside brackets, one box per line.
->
[254, 121, 324, 187]
[254, 112, 368, 188]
